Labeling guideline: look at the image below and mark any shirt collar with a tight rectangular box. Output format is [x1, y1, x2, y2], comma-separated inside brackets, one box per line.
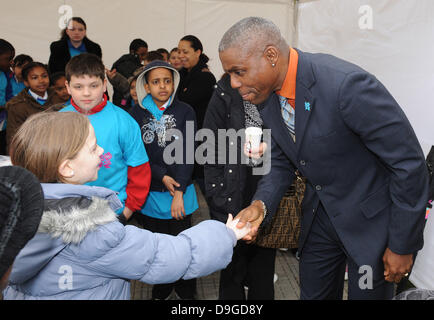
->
[275, 47, 299, 102]
[28, 89, 48, 101]
[71, 94, 108, 115]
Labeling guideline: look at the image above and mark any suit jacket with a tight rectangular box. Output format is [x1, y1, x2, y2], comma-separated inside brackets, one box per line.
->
[48, 38, 102, 74]
[254, 49, 429, 269]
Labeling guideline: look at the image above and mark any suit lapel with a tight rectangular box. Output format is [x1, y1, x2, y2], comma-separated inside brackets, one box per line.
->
[294, 49, 316, 151]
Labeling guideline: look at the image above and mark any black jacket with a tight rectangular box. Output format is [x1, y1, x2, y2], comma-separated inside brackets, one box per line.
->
[48, 38, 102, 74]
[177, 58, 216, 180]
[203, 74, 262, 223]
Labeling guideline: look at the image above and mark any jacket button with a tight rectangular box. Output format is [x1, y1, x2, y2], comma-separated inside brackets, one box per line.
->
[300, 160, 306, 166]
[220, 183, 224, 187]
[229, 169, 233, 173]
[212, 184, 216, 187]
[316, 185, 322, 191]
[221, 92, 225, 96]
[230, 141, 234, 146]
[228, 198, 232, 202]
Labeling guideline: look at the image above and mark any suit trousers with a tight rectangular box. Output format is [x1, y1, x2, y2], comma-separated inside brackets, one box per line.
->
[219, 241, 276, 300]
[299, 202, 394, 300]
[138, 214, 197, 299]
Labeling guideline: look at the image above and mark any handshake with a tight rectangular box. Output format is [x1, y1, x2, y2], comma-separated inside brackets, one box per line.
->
[225, 214, 251, 240]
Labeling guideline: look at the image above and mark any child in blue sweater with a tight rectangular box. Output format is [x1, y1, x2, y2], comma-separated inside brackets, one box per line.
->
[62, 53, 151, 223]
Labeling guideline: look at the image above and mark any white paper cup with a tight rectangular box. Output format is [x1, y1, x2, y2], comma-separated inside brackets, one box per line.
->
[245, 127, 262, 152]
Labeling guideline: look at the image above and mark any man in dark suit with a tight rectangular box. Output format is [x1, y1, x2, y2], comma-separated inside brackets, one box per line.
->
[218, 17, 429, 299]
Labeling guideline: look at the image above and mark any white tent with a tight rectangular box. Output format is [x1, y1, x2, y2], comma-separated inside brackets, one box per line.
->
[2, 0, 432, 154]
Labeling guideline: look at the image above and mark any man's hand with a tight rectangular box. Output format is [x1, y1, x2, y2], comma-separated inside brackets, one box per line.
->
[383, 247, 413, 283]
[244, 142, 267, 159]
[234, 200, 264, 242]
[162, 175, 180, 196]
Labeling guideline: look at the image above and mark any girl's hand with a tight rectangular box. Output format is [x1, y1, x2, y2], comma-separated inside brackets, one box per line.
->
[226, 214, 252, 240]
[171, 191, 186, 220]
[162, 175, 180, 196]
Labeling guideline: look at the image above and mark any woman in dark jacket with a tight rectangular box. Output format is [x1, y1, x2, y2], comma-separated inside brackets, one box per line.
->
[48, 17, 102, 74]
[203, 73, 277, 300]
[177, 35, 216, 194]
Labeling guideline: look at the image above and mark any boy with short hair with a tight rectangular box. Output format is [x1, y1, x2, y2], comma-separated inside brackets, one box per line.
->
[129, 60, 198, 300]
[62, 53, 151, 223]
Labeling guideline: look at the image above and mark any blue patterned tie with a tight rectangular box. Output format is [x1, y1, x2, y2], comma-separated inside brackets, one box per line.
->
[279, 95, 295, 141]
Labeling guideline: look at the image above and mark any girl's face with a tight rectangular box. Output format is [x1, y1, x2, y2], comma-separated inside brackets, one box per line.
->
[65, 20, 86, 43]
[178, 40, 200, 71]
[24, 66, 50, 97]
[62, 124, 104, 185]
[129, 79, 137, 103]
[169, 50, 182, 70]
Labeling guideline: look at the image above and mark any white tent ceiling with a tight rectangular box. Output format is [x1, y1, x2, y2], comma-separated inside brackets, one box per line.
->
[2, 0, 432, 155]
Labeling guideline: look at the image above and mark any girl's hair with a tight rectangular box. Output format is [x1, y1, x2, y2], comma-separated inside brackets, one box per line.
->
[21, 62, 48, 82]
[13, 54, 33, 67]
[60, 17, 87, 40]
[10, 112, 90, 183]
[180, 35, 209, 65]
[170, 47, 179, 54]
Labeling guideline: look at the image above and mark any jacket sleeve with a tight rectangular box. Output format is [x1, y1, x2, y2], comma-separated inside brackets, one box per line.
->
[252, 133, 296, 224]
[338, 71, 429, 255]
[89, 220, 236, 284]
[125, 162, 151, 211]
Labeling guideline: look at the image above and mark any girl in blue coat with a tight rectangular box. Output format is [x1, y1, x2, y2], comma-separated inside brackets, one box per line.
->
[2, 111, 249, 300]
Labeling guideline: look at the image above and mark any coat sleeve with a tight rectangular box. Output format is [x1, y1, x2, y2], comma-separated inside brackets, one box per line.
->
[251, 133, 296, 224]
[338, 71, 429, 255]
[88, 220, 236, 284]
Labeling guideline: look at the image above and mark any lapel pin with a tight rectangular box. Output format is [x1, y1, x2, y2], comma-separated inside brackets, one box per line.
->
[304, 101, 311, 111]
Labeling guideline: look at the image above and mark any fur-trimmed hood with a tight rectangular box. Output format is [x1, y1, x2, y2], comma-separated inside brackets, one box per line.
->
[39, 183, 122, 244]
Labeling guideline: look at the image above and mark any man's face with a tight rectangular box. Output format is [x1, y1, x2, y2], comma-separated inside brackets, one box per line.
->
[66, 75, 107, 112]
[219, 47, 277, 105]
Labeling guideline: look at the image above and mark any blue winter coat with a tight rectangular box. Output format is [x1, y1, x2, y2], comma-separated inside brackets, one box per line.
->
[3, 183, 236, 300]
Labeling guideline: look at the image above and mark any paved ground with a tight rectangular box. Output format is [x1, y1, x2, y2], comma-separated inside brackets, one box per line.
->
[130, 184, 348, 300]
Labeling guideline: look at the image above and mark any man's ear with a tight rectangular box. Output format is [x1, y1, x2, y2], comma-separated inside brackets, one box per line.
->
[264, 45, 279, 66]
[58, 159, 74, 181]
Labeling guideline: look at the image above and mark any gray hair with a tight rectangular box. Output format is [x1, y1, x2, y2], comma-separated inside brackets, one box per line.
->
[218, 17, 288, 54]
